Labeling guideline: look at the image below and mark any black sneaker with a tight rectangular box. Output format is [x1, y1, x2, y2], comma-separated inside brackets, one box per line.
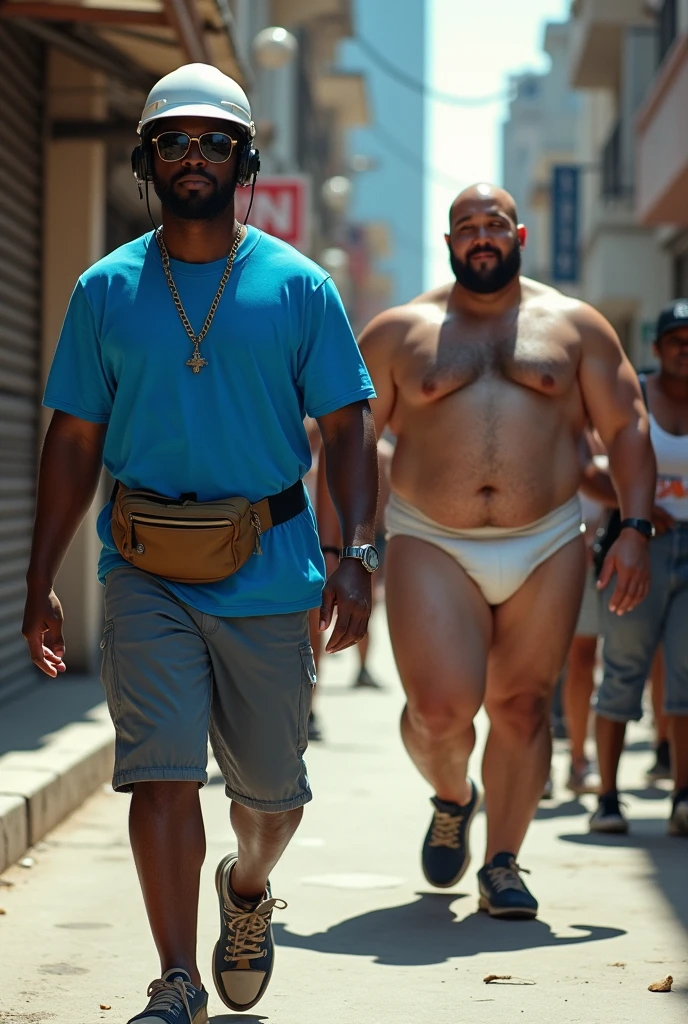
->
[307, 710, 323, 742]
[477, 852, 538, 919]
[353, 666, 383, 689]
[421, 780, 481, 888]
[128, 969, 208, 1024]
[646, 740, 672, 782]
[589, 790, 628, 834]
[668, 787, 688, 837]
[212, 853, 287, 1012]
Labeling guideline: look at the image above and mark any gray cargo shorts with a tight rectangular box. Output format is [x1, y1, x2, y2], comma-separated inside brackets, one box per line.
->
[101, 566, 316, 811]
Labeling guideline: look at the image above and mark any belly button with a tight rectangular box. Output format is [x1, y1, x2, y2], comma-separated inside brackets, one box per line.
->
[421, 378, 437, 395]
[541, 374, 555, 388]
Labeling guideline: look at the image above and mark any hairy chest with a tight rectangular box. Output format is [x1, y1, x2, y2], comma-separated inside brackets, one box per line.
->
[398, 312, 579, 404]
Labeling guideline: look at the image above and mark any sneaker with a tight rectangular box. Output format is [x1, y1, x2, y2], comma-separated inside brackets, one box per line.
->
[540, 775, 554, 800]
[668, 787, 688, 837]
[352, 666, 383, 689]
[128, 969, 208, 1024]
[646, 740, 672, 782]
[567, 760, 602, 796]
[212, 853, 287, 1012]
[307, 710, 323, 742]
[589, 791, 628, 834]
[421, 780, 482, 888]
[477, 852, 538, 919]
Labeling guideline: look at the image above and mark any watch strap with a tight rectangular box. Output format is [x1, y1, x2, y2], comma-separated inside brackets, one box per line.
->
[619, 517, 655, 539]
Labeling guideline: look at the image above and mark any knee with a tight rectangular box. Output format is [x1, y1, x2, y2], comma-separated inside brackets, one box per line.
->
[132, 780, 199, 808]
[486, 689, 550, 742]
[404, 693, 480, 740]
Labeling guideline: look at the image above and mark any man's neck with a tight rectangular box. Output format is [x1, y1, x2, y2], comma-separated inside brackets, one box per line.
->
[657, 370, 688, 404]
[159, 206, 241, 263]
[447, 276, 522, 318]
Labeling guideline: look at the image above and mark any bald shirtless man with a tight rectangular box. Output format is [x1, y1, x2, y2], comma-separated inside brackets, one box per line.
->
[352, 184, 656, 918]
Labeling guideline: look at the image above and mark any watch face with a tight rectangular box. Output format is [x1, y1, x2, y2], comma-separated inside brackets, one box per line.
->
[364, 546, 380, 571]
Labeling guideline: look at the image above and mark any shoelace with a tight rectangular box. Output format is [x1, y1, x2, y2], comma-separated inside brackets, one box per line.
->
[487, 859, 531, 894]
[223, 897, 288, 963]
[429, 810, 463, 849]
[145, 977, 194, 1024]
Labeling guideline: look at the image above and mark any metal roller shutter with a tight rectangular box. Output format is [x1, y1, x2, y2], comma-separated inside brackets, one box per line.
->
[0, 24, 44, 703]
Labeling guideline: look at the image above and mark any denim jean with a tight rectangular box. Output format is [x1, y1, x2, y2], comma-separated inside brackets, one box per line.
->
[596, 525, 688, 722]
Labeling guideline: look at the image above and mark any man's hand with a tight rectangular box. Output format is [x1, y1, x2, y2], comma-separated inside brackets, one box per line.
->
[597, 530, 651, 615]
[319, 557, 372, 653]
[22, 586, 66, 677]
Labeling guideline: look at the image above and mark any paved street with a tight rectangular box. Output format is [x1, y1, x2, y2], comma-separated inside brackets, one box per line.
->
[0, 605, 686, 1024]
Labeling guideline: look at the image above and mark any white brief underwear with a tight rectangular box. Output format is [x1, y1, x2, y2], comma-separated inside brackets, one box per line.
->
[385, 492, 584, 606]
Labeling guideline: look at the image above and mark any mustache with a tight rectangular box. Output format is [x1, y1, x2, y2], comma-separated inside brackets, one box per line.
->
[171, 168, 217, 187]
[468, 245, 502, 260]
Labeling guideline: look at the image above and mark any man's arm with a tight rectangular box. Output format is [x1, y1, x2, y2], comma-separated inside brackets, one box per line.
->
[576, 304, 656, 614]
[23, 411, 106, 676]
[316, 400, 379, 653]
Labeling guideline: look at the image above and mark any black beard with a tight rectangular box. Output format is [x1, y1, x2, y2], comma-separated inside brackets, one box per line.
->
[153, 171, 236, 221]
[450, 240, 521, 294]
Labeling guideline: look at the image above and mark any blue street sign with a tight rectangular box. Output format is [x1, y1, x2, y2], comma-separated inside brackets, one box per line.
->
[551, 165, 580, 283]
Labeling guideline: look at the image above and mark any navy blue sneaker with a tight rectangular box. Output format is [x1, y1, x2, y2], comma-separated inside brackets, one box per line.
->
[478, 852, 538, 919]
[128, 969, 208, 1024]
[421, 780, 482, 888]
[212, 853, 287, 1012]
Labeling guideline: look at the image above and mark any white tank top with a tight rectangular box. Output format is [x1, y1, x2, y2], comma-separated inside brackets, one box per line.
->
[650, 415, 688, 521]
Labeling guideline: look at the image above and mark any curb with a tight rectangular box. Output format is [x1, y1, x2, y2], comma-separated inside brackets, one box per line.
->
[0, 703, 114, 874]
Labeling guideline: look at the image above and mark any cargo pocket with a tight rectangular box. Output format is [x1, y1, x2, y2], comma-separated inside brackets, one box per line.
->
[297, 641, 316, 751]
[100, 620, 122, 718]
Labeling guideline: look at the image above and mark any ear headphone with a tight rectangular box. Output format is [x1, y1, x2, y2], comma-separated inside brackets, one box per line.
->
[130, 131, 260, 195]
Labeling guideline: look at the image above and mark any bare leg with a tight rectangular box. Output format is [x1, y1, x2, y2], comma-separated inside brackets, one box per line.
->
[230, 803, 303, 901]
[670, 715, 688, 791]
[595, 715, 627, 793]
[484, 536, 586, 859]
[650, 648, 669, 744]
[563, 635, 597, 766]
[385, 536, 492, 807]
[129, 781, 205, 987]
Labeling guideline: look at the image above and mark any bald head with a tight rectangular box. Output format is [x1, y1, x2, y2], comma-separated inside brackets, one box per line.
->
[445, 183, 523, 295]
[449, 183, 519, 230]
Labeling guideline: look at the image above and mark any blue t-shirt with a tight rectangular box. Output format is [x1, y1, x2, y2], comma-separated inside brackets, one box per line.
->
[44, 227, 375, 617]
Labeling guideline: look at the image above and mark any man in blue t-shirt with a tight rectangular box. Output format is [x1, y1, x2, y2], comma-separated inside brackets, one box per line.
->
[23, 64, 378, 1023]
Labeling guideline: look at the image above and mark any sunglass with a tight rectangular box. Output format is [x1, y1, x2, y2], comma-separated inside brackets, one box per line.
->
[151, 131, 239, 164]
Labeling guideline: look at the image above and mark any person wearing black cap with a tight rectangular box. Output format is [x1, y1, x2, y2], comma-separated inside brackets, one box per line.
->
[591, 300, 688, 837]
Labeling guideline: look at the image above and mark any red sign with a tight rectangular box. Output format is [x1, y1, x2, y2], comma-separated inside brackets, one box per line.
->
[235, 174, 311, 252]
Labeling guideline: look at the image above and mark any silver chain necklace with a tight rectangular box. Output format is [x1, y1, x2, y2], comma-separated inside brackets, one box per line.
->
[156, 222, 243, 373]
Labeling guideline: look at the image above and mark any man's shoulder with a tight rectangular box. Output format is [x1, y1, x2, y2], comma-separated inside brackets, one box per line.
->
[250, 230, 329, 290]
[78, 233, 151, 290]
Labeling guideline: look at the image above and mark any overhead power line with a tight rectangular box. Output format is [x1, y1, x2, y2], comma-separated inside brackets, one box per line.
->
[353, 35, 508, 107]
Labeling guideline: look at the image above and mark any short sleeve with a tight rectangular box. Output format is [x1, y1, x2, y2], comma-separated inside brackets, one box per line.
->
[297, 276, 376, 418]
[43, 280, 113, 423]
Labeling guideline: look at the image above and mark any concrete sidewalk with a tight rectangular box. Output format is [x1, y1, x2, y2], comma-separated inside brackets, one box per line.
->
[0, 675, 114, 872]
[0, 605, 685, 1023]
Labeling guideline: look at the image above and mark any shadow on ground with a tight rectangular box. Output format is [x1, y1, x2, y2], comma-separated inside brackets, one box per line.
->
[559, 822, 688, 938]
[0, 675, 105, 758]
[209, 1016, 267, 1023]
[534, 798, 587, 820]
[273, 892, 624, 966]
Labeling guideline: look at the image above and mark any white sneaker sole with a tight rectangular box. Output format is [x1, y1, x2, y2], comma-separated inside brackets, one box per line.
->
[589, 817, 628, 834]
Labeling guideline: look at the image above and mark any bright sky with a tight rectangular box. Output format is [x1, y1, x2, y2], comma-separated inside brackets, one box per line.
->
[426, 0, 571, 289]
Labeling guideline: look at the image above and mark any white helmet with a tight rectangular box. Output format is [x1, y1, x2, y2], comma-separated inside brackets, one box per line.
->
[138, 63, 255, 139]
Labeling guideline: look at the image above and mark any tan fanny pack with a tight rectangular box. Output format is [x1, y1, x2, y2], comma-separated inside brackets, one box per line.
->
[111, 480, 306, 584]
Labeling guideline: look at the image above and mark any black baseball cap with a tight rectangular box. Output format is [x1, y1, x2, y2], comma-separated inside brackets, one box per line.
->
[656, 299, 688, 339]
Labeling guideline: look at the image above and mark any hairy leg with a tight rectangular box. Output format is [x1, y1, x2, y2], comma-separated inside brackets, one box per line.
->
[129, 781, 205, 987]
[385, 536, 492, 806]
[563, 635, 598, 765]
[484, 536, 586, 860]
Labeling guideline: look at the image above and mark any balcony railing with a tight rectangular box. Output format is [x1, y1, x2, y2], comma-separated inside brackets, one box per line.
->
[658, 0, 678, 66]
[601, 120, 634, 200]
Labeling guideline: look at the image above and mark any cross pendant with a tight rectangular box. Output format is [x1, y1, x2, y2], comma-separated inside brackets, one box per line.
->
[186, 348, 208, 374]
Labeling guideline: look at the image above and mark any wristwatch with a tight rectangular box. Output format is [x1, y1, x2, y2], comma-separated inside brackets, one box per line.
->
[619, 518, 655, 540]
[340, 544, 380, 573]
